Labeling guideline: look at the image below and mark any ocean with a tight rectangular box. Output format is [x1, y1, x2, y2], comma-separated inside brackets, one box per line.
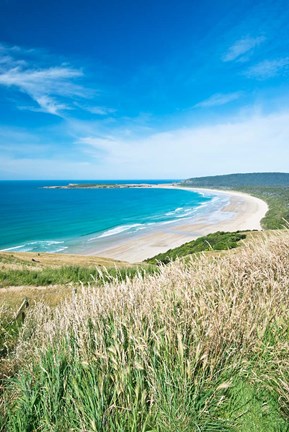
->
[0, 180, 224, 254]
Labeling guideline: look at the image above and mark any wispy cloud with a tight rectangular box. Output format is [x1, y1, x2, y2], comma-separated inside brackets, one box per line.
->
[0, 43, 95, 116]
[194, 92, 242, 108]
[0, 65, 83, 116]
[223, 36, 265, 62]
[245, 57, 289, 79]
[90, 107, 116, 115]
[79, 105, 117, 115]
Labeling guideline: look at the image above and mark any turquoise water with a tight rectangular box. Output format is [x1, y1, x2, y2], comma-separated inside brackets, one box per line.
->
[0, 180, 215, 254]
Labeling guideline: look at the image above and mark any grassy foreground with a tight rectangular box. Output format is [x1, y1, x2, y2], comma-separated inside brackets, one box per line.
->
[2, 231, 289, 431]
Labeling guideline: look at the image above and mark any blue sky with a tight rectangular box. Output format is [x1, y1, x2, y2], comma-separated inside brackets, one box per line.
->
[1, 0, 289, 179]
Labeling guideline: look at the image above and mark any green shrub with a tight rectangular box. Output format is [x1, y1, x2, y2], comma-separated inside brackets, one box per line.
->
[146, 231, 246, 264]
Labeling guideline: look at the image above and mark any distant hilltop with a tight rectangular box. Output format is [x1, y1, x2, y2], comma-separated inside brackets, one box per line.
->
[182, 172, 289, 188]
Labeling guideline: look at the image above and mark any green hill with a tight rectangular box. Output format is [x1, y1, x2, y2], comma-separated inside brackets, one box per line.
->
[183, 172, 289, 188]
[146, 231, 247, 264]
[181, 172, 289, 229]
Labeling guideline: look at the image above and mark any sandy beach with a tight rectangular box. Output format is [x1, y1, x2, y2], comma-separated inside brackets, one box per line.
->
[85, 186, 268, 263]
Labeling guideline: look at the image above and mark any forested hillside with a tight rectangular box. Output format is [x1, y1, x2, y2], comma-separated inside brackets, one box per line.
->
[183, 172, 289, 188]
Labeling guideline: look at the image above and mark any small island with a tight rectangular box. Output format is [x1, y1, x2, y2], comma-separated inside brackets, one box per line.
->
[42, 183, 156, 189]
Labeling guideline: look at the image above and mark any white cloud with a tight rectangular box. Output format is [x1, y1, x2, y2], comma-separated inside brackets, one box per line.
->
[75, 110, 289, 178]
[0, 64, 83, 116]
[72, 104, 116, 116]
[194, 92, 242, 108]
[86, 106, 116, 115]
[2, 109, 289, 179]
[0, 55, 14, 65]
[245, 57, 289, 79]
[31, 95, 72, 115]
[0, 43, 102, 116]
[223, 36, 265, 62]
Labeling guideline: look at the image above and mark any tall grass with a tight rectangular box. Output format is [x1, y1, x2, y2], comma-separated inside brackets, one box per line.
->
[2, 232, 289, 431]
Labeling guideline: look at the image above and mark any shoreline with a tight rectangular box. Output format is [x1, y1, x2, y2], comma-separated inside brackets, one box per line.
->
[82, 185, 268, 263]
[1, 185, 269, 263]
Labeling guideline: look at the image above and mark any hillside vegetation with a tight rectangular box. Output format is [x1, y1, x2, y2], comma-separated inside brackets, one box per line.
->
[236, 186, 289, 229]
[146, 231, 246, 264]
[0, 251, 150, 309]
[182, 172, 289, 229]
[2, 231, 289, 431]
[183, 172, 289, 188]
[0, 262, 150, 289]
